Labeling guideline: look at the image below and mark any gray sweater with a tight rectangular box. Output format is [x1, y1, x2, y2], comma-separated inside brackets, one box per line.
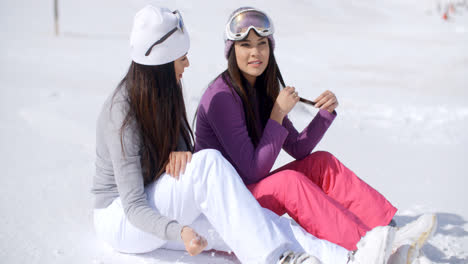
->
[91, 88, 185, 242]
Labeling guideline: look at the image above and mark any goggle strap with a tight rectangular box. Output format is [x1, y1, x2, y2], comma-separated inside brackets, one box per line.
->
[145, 10, 184, 57]
[145, 27, 178, 56]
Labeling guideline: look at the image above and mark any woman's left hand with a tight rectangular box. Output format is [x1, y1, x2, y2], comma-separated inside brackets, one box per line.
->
[314, 90, 339, 113]
[166, 151, 192, 179]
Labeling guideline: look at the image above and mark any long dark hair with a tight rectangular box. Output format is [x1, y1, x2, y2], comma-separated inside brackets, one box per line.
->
[222, 37, 285, 147]
[114, 61, 193, 185]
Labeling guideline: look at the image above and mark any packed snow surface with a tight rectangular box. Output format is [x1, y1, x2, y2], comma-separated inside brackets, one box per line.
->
[1, 0, 467, 263]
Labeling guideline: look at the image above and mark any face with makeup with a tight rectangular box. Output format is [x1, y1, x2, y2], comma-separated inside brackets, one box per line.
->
[174, 53, 190, 82]
[234, 30, 270, 86]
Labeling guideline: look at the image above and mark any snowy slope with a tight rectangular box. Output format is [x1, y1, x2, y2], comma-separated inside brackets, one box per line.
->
[1, 0, 467, 263]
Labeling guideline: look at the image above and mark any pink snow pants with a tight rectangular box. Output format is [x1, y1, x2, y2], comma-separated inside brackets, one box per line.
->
[247, 151, 397, 251]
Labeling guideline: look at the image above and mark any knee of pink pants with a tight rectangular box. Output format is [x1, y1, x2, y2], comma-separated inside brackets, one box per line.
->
[248, 170, 312, 215]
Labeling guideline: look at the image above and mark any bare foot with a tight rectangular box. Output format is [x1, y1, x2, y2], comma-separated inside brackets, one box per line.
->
[181, 226, 208, 256]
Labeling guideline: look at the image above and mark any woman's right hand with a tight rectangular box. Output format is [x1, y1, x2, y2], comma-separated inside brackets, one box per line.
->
[166, 151, 192, 179]
[181, 226, 208, 256]
[270, 86, 300, 124]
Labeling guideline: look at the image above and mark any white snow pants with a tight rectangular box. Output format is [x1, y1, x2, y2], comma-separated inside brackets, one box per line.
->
[94, 149, 349, 264]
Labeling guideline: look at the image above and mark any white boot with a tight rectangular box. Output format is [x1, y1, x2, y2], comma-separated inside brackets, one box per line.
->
[392, 214, 437, 252]
[388, 214, 437, 264]
[277, 251, 322, 264]
[348, 226, 396, 264]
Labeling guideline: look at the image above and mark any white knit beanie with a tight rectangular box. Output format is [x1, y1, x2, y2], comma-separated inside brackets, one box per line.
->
[130, 5, 190, 65]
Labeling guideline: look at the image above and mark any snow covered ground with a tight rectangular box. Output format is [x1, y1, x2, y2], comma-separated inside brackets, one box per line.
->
[1, 0, 467, 263]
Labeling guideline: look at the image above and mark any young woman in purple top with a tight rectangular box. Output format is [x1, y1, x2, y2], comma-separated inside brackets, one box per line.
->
[194, 7, 435, 253]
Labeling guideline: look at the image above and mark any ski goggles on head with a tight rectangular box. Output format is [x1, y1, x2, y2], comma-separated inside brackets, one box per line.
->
[145, 10, 185, 56]
[225, 9, 274, 41]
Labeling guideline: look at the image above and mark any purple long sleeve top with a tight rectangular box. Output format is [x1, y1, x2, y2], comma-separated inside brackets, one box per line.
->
[194, 75, 336, 185]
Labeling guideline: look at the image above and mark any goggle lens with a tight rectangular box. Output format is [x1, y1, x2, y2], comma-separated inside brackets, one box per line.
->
[228, 10, 273, 39]
[174, 10, 184, 33]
